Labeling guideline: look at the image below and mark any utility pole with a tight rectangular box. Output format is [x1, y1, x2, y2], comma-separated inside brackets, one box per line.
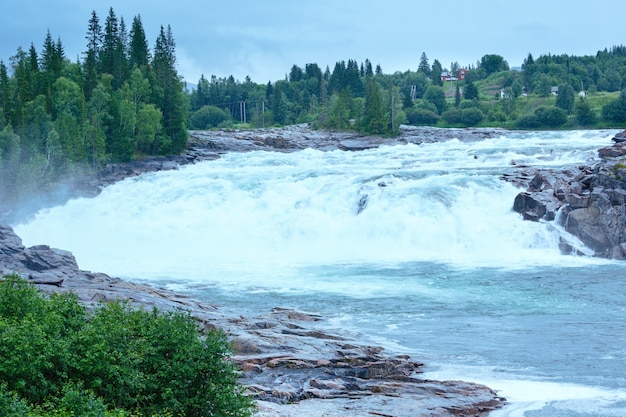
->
[391, 94, 395, 133]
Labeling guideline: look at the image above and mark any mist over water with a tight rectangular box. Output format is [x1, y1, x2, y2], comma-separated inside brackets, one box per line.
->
[15, 129, 626, 416]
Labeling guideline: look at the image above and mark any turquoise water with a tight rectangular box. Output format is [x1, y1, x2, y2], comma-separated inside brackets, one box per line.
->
[15, 129, 626, 416]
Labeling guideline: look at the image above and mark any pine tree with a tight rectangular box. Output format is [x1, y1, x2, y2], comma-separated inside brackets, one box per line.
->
[28, 43, 40, 98]
[0, 61, 10, 126]
[418, 52, 430, 76]
[464, 80, 479, 101]
[84, 10, 102, 99]
[364, 59, 374, 77]
[431, 59, 443, 86]
[101, 7, 118, 75]
[362, 77, 386, 134]
[152, 25, 186, 153]
[129, 15, 149, 69]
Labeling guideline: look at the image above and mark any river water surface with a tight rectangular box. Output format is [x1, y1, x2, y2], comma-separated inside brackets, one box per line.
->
[14, 129, 626, 416]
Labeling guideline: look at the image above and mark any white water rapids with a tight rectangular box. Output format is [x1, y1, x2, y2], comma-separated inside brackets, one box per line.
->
[14, 129, 626, 416]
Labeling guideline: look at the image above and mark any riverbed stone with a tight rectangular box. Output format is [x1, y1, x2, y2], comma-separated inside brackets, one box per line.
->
[0, 224, 506, 416]
[507, 132, 626, 259]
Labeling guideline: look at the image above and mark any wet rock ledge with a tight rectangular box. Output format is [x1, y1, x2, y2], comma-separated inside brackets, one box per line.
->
[507, 129, 626, 259]
[0, 224, 505, 416]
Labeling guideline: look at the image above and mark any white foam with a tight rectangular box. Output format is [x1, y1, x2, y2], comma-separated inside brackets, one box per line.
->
[14, 131, 614, 279]
[423, 366, 626, 417]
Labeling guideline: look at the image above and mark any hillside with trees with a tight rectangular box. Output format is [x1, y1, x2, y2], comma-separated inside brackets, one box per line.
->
[188, 47, 626, 134]
[1, 7, 625, 211]
[0, 8, 186, 207]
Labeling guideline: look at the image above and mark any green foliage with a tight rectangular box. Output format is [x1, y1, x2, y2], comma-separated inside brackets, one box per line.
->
[190, 105, 231, 129]
[405, 107, 440, 125]
[555, 83, 575, 114]
[0, 8, 187, 208]
[0, 273, 254, 417]
[423, 85, 447, 115]
[480, 54, 508, 76]
[361, 77, 386, 134]
[516, 105, 568, 129]
[574, 99, 598, 126]
[602, 90, 626, 123]
[464, 80, 479, 101]
[441, 107, 485, 126]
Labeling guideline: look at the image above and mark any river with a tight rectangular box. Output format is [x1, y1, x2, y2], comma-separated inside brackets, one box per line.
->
[14, 129, 626, 416]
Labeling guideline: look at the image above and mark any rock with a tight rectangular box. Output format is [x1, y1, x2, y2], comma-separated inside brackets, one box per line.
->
[611, 129, 626, 143]
[506, 158, 626, 259]
[0, 224, 506, 416]
[599, 142, 626, 158]
[513, 192, 546, 221]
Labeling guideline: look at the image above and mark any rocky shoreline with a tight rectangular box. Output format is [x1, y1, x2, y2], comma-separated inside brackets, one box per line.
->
[0, 224, 505, 416]
[508, 129, 626, 259]
[3, 124, 625, 416]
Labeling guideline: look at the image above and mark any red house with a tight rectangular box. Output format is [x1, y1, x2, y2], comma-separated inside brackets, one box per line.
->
[441, 68, 467, 82]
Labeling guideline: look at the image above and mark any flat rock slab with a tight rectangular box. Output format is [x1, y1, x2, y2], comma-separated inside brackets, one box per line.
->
[0, 224, 505, 416]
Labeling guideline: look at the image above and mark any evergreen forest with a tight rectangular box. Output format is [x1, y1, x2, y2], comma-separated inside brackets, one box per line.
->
[1, 7, 626, 208]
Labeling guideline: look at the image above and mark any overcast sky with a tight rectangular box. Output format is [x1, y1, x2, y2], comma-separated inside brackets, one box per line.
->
[1, 1, 623, 84]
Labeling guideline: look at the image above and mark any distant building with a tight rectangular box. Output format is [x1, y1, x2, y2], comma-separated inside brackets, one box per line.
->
[441, 68, 467, 82]
[551, 86, 559, 96]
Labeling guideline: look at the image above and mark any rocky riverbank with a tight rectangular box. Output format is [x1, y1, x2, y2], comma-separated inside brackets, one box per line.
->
[0, 224, 505, 416]
[97, 124, 507, 187]
[3, 125, 624, 415]
[507, 129, 626, 259]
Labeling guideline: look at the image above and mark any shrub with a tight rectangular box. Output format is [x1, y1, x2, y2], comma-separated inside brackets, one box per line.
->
[405, 108, 440, 125]
[441, 107, 484, 126]
[190, 105, 231, 129]
[535, 106, 567, 127]
[516, 114, 541, 129]
[516, 106, 567, 128]
[602, 90, 626, 123]
[574, 100, 598, 126]
[0, 273, 254, 417]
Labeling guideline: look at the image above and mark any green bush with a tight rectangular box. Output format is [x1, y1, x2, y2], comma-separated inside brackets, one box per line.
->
[0, 273, 254, 417]
[602, 90, 626, 123]
[516, 114, 542, 129]
[535, 106, 567, 127]
[441, 107, 484, 126]
[574, 100, 598, 126]
[405, 108, 440, 125]
[190, 105, 231, 129]
[516, 105, 567, 129]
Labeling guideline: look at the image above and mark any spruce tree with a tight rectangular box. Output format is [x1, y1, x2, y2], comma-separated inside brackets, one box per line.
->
[0, 61, 10, 126]
[152, 25, 186, 154]
[83, 10, 102, 99]
[418, 52, 430, 76]
[129, 15, 149, 69]
[101, 7, 127, 88]
[362, 77, 386, 134]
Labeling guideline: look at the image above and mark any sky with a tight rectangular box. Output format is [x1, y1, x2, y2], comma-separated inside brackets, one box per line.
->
[1, 0, 624, 85]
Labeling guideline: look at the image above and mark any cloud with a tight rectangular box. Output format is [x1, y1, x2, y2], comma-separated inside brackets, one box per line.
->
[0, 0, 624, 83]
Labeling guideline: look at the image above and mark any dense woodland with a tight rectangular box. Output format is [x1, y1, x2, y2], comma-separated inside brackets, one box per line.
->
[0, 8, 186, 205]
[1, 7, 626, 206]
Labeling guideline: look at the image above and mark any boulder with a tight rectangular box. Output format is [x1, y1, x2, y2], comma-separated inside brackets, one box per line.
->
[507, 159, 626, 259]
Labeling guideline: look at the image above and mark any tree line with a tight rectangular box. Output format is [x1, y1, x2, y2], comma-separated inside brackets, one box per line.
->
[0, 7, 186, 205]
[188, 46, 626, 133]
[2, 7, 626, 207]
